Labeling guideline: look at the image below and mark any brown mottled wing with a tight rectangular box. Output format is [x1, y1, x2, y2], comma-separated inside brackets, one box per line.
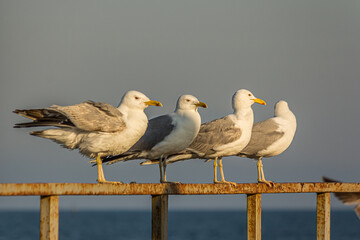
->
[323, 176, 360, 219]
[50, 101, 126, 132]
[323, 177, 360, 205]
[186, 116, 242, 156]
[240, 118, 284, 158]
[334, 192, 360, 205]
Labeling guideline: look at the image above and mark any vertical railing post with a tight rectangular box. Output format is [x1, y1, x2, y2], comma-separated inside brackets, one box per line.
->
[152, 195, 168, 240]
[40, 195, 59, 240]
[247, 194, 261, 240]
[317, 193, 330, 240]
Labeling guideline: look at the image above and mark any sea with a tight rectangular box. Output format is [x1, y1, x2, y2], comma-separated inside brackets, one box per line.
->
[0, 210, 359, 240]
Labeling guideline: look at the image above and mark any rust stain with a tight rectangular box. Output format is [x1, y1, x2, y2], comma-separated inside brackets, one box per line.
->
[317, 193, 331, 240]
[0, 182, 360, 196]
[247, 194, 261, 240]
[2, 183, 352, 240]
[40, 195, 59, 240]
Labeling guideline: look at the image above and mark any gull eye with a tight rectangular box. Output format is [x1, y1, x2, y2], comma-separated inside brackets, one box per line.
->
[186, 99, 190, 102]
[135, 96, 140, 100]
[248, 94, 251, 96]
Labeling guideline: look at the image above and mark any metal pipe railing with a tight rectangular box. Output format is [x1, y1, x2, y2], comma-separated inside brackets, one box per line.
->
[1, 182, 359, 195]
[1, 182, 359, 240]
[40, 196, 59, 240]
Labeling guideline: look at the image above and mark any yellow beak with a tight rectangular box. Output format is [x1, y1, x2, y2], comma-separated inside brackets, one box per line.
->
[144, 100, 163, 107]
[195, 102, 208, 108]
[252, 98, 266, 106]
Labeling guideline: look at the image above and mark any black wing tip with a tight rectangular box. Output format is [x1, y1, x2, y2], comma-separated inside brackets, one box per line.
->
[30, 130, 42, 136]
[101, 155, 122, 163]
[13, 122, 37, 128]
[322, 176, 339, 183]
[101, 151, 141, 164]
[13, 109, 28, 116]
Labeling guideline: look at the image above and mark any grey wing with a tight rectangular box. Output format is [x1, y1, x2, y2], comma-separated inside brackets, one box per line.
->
[101, 115, 175, 164]
[186, 116, 242, 156]
[50, 101, 126, 132]
[240, 118, 284, 158]
[130, 114, 176, 151]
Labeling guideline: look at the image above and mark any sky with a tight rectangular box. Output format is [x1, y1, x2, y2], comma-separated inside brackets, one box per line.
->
[1, 0, 360, 211]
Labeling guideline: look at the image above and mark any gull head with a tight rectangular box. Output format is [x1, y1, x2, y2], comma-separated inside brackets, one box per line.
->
[275, 100, 292, 117]
[120, 90, 162, 110]
[176, 94, 208, 111]
[232, 89, 266, 110]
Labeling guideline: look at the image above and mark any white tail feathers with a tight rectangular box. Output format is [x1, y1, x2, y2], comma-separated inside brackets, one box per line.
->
[30, 129, 81, 149]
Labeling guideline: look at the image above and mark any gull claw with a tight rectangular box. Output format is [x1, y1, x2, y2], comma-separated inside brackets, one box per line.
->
[161, 180, 181, 184]
[222, 180, 237, 186]
[259, 180, 274, 187]
[98, 180, 124, 184]
[214, 180, 237, 186]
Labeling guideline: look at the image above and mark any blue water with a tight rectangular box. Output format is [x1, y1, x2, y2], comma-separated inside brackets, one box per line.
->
[0, 210, 359, 240]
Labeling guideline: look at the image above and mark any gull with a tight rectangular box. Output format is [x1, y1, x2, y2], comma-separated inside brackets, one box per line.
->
[101, 95, 208, 183]
[141, 89, 266, 185]
[13, 90, 162, 183]
[323, 176, 360, 219]
[238, 100, 297, 187]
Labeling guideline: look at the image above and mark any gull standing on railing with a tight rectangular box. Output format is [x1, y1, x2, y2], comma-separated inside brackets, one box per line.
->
[238, 100, 297, 187]
[140, 89, 266, 185]
[101, 95, 207, 183]
[13, 90, 162, 183]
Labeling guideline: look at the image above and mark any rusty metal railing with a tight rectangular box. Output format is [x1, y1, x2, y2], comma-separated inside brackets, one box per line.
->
[1, 182, 359, 240]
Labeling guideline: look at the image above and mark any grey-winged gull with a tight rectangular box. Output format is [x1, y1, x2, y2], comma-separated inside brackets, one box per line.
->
[140, 89, 266, 185]
[323, 176, 360, 219]
[13, 90, 162, 183]
[238, 100, 296, 186]
[101, 94, 207, 183]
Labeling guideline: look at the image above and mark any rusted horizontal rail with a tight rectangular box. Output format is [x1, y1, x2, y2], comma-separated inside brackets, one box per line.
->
[2, 182, 357, 240]
[0, 182, 359, 196]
